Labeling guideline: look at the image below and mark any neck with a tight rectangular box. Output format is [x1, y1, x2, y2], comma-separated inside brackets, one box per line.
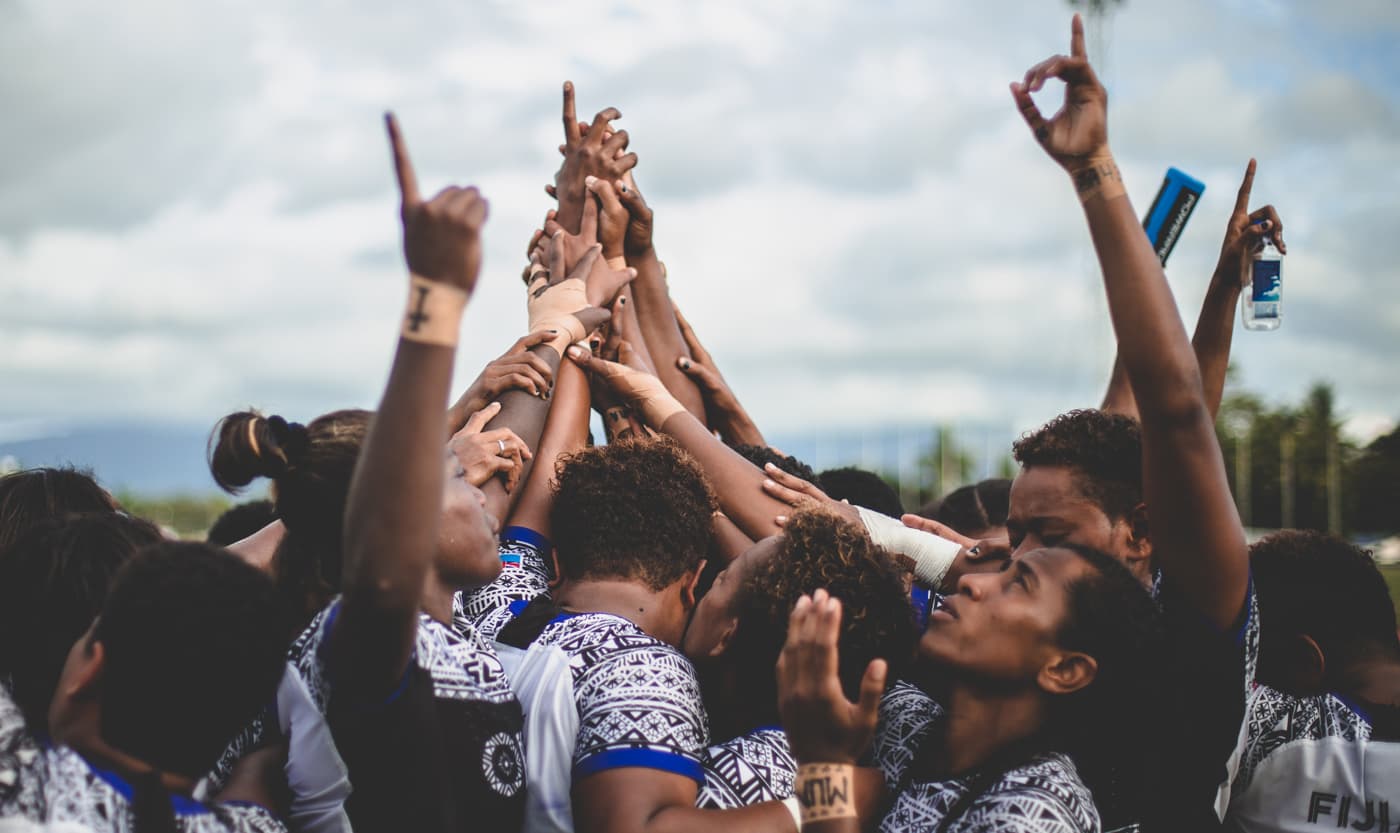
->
[698, 661, 774, 742]
[420, 571, 456, 625]
[1336, 652, 1400, 709]
[938, 682, 1046, 776]
[69, 734, 196, 796]
[554, 578, 684, 646]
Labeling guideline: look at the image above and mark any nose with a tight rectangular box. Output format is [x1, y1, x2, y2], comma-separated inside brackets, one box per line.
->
[957, 570, 991, 601]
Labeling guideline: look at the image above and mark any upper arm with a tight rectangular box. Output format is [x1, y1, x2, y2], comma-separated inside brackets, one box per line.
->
[1141, 406, 1250, 631]
[574, 767, 699, 833]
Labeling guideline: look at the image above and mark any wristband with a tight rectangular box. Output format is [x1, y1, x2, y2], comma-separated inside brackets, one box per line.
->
[401, 275, 468, 346]
[856, 507, 961, 588]
[795, 763, 857, 824]
[1070, 152, 1125, 204]
[780, 796, 803, 831]
[606, 256, 628, 272]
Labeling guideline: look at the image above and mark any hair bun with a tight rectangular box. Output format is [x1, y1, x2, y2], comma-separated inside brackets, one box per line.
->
[208, 411, 299, 494]
[266, 416, 310, 466]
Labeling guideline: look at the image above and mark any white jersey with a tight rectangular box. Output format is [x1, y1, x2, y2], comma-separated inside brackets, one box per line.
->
[1226, 687, 1399, 833]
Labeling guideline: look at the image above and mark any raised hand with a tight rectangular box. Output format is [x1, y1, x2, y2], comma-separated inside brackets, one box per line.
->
[587, 176, 628, 261]
[553, 82, 638, 231]
[900, 514, 1010, 584]
[451, 332, 557, 421]
[1009, 14, 1109, 173]
[612, 178, 654, 257]
[566, 343, 685, 428]
[448, 403, 533, 492]
[674, 304, 764, 446]
[760, 463, 860, 527]
[1218, 159, 1287, 283]
[387, 113, 488, 292]
[777, 590, 886, 765]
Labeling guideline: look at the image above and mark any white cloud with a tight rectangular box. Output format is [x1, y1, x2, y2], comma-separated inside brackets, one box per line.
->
[1, 0, 1397, 468]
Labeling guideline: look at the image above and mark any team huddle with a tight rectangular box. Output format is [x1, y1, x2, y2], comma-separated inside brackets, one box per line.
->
[1, 15, 1395, 833]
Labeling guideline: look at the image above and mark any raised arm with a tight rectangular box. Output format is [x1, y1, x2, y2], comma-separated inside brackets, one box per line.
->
[1100, 159, 1286, 420]
[1013, 15, 1248, 629]
[331, 114, 486, 698]
[552, 82, 637, 233]
[568, 348, 791, 541]
[674, 304, 767, 447]
[600, 176, 708, 421]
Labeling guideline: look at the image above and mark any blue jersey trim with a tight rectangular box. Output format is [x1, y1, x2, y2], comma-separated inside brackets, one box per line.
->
[573, 748, 705, 785]
[502, 525, 552, 554]
[86, 763, 211, 815]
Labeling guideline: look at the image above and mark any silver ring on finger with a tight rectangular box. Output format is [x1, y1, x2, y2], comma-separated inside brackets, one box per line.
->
[497, 439, 507, 455]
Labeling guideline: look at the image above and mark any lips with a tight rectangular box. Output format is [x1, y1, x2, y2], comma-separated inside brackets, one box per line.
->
[933, 596, 960, 620]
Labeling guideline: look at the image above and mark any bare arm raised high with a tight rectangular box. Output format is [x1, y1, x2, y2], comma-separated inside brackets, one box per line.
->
[1013, 15, 1248, 630]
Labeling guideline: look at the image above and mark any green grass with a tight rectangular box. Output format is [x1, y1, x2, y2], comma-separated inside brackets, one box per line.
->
[1383, 564, 1400, 613]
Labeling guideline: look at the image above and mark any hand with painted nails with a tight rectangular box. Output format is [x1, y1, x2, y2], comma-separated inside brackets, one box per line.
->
[450, 332, 558, 425]
[1216, 158, 1287, 290]
[777, 589, 886, 765]
[1009, 15, 1109, 173]
[552, 81, 639, 231]
[385, 113, 488, 293]
[566, 343, 685, 428]
[527, 233, 612, 352]
[761, 464, 860, 528]
[449, 403, 533, 492]
[673, 304, 764, 446]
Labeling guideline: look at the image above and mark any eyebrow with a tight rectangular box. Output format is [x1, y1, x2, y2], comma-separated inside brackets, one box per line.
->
[1013, 558, 1041, 591]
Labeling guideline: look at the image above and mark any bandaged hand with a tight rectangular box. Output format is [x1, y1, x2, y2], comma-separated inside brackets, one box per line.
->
[566, 344, 686, 428]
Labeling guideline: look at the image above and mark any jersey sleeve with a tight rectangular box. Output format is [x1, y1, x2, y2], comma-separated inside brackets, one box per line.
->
[571, 641, 708, 785]
[866, 680, 943, 792]
[0, 682, 47, 818]
[457, 527, 554, 641]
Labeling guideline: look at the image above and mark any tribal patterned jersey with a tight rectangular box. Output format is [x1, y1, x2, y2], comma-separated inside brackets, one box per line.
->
[697, 727, 797, 809]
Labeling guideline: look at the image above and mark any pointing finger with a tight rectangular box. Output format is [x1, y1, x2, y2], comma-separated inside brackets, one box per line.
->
[385, 112, 421, 207]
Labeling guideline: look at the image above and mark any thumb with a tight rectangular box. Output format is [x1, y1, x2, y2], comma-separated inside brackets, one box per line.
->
[857, 659, 887, 719]
[677, 356, 719, 390]
[461, 401, 502, 435]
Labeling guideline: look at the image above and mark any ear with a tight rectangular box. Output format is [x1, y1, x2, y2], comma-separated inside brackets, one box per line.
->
[1279, 633, 1327, 694]
[64, 636, 107, 702]
[547, 550, 565, 589]
[682, 559, 707, 612]
[1125, 503, 1152, 564]
[1037, 650, 1098, 696]
[707, 616, 741, 659]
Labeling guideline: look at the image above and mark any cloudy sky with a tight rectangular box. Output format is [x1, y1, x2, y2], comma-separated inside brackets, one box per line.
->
[3, 0, 1399, 463]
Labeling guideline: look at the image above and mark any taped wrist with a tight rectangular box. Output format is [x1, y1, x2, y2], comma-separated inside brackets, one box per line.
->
[1070, 152, 1125, 203]
[795, 763, 857, 824]
[401, 276, 467, 346]
[856, 506, 961, 587]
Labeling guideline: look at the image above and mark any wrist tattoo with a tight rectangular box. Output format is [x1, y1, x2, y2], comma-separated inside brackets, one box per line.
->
[796, 763, 857, 824]
[1071, 153, 1125, 204]
[604, 405, 637, 442]
[401, 275, 468, 346]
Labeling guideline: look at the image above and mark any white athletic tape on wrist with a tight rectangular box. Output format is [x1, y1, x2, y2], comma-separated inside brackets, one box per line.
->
[856, 506, 961, 587]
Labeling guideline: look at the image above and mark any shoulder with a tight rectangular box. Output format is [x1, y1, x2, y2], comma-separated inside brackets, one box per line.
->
[964, 754, 1098, 833]
[869, 679, 944, 790]
[413, 614, 516, 706]
[0, 681, 51, 817]
[698, 728, 797, 808]
[458, 531, 554, 639]
[205, 801, 291, 833]
[1236, 686, 1371, 791]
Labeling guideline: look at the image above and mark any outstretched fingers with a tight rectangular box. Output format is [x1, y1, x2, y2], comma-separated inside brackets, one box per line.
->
[1234, 158, 1258, 216]
[385, 112, 421, 208]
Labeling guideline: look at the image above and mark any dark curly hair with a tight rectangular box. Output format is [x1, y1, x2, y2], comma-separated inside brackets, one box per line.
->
[730, 444, 817, 483]
[1012, 410, 1143, 521]
[729, 508, 917, 718]
[551, 436, 717, 591]
[1251, 530, 1400, 665]
[208, 409, 370, 629]
[206, 499, 277, 547]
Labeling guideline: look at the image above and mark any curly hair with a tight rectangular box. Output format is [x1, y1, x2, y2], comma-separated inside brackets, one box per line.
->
[208, 409, 370, 629]
[551, 436, 717, 591]
[1251, 530, 1400, 663]
[729, 508, 918, 711]
[1012, 410, 1143, 521]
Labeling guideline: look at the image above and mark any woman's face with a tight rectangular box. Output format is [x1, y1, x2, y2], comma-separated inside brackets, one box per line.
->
[920, 547, 1091, 688]
[681, 535, 780, 661]
[436, 448, 502, 590]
